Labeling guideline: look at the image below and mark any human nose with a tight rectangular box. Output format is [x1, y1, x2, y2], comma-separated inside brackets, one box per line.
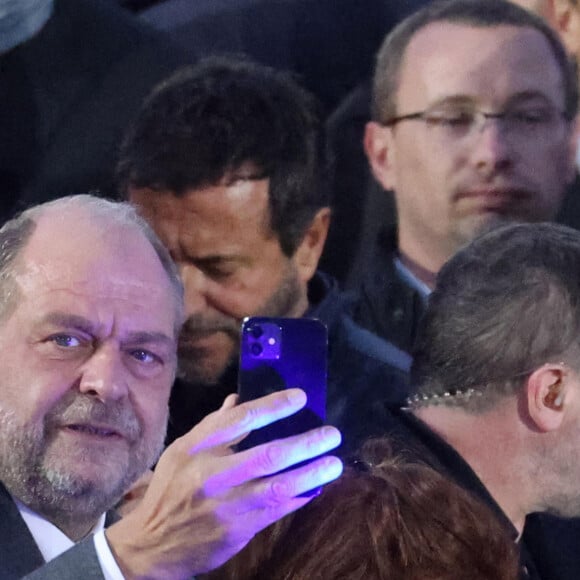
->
[470, 112, 515, 171]
[472, 111, 507, 133]
[79, 345, 128, 402]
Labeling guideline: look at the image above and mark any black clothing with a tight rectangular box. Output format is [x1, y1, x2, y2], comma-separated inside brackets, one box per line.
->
[0, 480, 120, 579]
[140, 0, 415, 116]
[353, 228, 428, 355]
[167, 272, 411, 455]
[557, 172, 580, 230]
[0, 0, 188, 222]
[321, 82, 398, 285]
[370, 406, 580, 580]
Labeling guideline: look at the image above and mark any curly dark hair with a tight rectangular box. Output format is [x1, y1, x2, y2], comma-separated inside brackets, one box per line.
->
[117, 56, 328, 256]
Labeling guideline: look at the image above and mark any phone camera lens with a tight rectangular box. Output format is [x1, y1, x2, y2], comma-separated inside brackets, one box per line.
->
[250, 325, 263, 339]
[251, 343, 263, 356]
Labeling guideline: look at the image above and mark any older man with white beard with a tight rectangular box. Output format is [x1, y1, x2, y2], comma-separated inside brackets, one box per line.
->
[0, 194, 342, 579]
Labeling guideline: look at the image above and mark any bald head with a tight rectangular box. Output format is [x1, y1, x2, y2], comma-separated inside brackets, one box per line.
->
[0, 195, 183, 330]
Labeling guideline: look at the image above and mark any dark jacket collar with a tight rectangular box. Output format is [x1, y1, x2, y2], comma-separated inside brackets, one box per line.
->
[354, 226, 427, 354]
[385, 407, 555, 580]
[306, 271, 349, 321]
[0, 481, 48, 577]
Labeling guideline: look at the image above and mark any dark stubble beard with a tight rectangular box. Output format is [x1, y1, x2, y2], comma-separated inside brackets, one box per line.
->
[177, 261, 305, 387]
[0, 393, 167, 536]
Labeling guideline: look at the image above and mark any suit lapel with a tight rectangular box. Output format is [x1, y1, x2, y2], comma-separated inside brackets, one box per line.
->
[105, 509, 120, 527]
[0, 481, 45, 579]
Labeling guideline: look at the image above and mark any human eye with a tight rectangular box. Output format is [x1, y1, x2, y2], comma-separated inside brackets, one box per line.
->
[129, 349, 162, 365]
[49, 334, 83, 348]
[40, 332, 91, 360]
[426, 109, 474, 128]
[126, 347, 169, 378]
[508, 107, 552, 125]
[199, 260, 238, 283]
[206, 265, 235, 281]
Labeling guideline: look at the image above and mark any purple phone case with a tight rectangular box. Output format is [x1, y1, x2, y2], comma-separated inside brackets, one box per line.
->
[237, 316, 327, 455]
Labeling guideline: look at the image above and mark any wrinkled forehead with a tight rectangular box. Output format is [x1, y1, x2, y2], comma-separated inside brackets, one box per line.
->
[16, 213, 176, 308]
[13, 261, 174, 306]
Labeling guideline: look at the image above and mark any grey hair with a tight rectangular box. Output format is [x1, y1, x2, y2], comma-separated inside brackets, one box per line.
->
[0, 194, 184, 327]
[411, 222, 580, 413]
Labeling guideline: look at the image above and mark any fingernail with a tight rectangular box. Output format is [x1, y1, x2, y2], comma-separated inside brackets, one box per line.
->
[323, 456, 344, 480]
[286, 388, 307, 406]
[322, 426, 342, 446]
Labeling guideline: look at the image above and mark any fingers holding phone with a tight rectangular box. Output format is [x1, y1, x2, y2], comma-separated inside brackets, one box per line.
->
[106, 386, 342, 578]
[207, 421, 342, 490]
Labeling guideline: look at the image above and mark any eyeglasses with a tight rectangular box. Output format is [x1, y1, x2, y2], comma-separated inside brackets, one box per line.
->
[382, 103, 568, 142]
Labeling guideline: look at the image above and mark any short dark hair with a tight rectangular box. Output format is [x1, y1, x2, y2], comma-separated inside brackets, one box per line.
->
[117, 56, 327, 256]
[411, 222, 580, 413]
[372, 0, 578, 122]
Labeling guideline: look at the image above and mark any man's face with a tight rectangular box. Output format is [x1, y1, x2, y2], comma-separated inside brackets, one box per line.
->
[367, 23, 576, 270]
[535, 373, 580, 517]
[0, 212, 178, 524]
[130, 178, 313, 386]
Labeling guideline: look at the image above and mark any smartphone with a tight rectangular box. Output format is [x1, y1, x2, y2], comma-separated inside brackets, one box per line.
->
[237, 316, 327, 454]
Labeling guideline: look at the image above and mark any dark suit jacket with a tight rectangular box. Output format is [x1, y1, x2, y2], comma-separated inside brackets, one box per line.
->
[0, 481, 116, 579]
[0, 0, 188, 224]
[369, 407, 580, 580]
[140, 0, 401, 115]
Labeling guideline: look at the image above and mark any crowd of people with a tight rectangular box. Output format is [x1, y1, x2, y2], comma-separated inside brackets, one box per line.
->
[2, 0, 580, 578]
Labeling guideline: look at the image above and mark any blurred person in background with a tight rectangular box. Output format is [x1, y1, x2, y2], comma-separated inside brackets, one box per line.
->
[0, 0, 187, 223]
[351, 0, 577, 354]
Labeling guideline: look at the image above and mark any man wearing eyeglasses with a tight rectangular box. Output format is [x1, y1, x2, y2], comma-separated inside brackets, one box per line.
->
[353, 0, 578, 354]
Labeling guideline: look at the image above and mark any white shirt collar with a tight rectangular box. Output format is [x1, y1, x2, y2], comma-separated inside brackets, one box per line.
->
[16, 498, 106, 563]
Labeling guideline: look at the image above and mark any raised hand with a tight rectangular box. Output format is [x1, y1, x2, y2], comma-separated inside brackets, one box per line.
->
[106, 388, 343, 579]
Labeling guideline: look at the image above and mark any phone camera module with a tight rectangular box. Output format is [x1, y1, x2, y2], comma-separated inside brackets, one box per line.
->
[250, 325, 263, 339]
[242, 320, 282, 361]
[250, 342, 263, 356]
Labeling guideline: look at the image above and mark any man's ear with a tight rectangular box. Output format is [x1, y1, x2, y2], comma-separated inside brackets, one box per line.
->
[364, 121, 397, 191]
[542, 0, 559, 28]
[292, 207, 331, 283]
[526, 364, 569, 432]
[551, 0, 573, 34]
